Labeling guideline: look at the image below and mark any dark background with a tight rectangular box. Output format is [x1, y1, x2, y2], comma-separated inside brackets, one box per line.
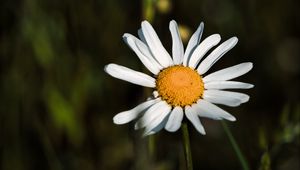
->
[0, 0, 299, 169]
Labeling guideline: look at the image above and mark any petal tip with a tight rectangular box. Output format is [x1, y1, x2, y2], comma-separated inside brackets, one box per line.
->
[249, 62, 254, 69]
[141, 20, 150, 27]
[112, 115, 123, 125]
[134, 123, 140, 130]
[213, 34, 221, 41]
[249, 84, 254, 88]
[232, 36, 238, 41]
[197, 22, 204, 30]
[169, 20, 178, 29]
[122, 33, 129, 38]
[228, 116, 236, 121]
[142, 130, 155, 137]
[104, 64, 112, 73]
[170, 19, 176, 23]
[242, 96, 250, 103]
[227, 37, 238, 46]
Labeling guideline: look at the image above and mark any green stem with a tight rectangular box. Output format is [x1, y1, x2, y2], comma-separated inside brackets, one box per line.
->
[221, 121, 250, 170]
[143, 0, 156, 165]
[148, 135, 155, 159]
[181, 123, 193, 170]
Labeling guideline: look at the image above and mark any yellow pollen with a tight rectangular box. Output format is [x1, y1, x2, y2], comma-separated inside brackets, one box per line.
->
[156, 65, 204, 107]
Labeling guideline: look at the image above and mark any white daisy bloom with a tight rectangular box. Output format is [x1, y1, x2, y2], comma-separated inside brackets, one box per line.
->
[105, 20, 253, 136]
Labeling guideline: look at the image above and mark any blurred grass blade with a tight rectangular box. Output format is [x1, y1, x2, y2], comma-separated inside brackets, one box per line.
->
[143, 0, 155, 22]
[221, 121, 250, 170]
[259, 151, 271, 170]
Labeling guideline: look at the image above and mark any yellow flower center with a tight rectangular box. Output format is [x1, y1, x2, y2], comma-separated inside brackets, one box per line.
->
[156, 65, 204, 107]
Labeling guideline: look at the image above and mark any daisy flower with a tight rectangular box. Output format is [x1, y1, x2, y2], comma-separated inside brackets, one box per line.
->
[105, 20, 253, 136]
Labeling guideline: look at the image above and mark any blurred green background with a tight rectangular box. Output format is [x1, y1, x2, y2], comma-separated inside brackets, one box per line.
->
[0, 0, 299, 169]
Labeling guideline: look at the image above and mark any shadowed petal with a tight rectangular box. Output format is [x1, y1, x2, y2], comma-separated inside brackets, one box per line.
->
[123, 34, 161, 74]
[194, 99, 236, 121]
[113, 98, 160, 124]
[185, 106, 206, 134]
[135, 100, 171, 132]
[169, 20, 184, 64]
[141, 21, 173, 67]
[143, 114, 169, 136]
[165, 107, 184, 132]
[183, 22, 204, 66]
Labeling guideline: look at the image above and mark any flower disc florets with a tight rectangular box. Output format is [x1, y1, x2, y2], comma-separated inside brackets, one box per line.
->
[156, 65, 204, 107]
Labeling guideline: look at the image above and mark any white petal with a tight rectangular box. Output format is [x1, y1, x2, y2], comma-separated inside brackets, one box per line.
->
[169, 20, 184, 65]
[204, 81, 254, 90]
[143, 115, 168, 136]
[141, 21, 173, 67]
[165, 107, 184, 132]
[194, 99, 236, 121]
[104, 64, 155, 87]
[188, 34, 221, 69]
[123, 34, 161, 74]
[203, 62, 253, 83]
[135, 40, 164, 69]
[124, 33, 160, 66]
[136, 30, 164, 69]
[144, 108, 171, 135]
[113, 98, 160, 124]
[146, 91, 159, 101]
[185, 106, 206, 134]
[138, 28, 147, 44]
[203, 90, 249, 107]
[183, 22, 204, 66]
[152, 91, 159, 98]
[135, 100, 171, 131]
[197, 37, 238, 74]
